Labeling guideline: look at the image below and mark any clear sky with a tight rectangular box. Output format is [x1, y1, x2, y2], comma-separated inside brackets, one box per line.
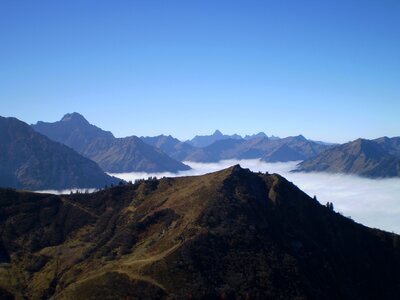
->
[1, 0, 399, 142]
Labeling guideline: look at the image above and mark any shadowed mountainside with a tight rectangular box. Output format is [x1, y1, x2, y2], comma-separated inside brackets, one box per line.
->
[1, 166, 400, 299]
[0, 116, 119, 190]
[140, 134, 196, 162]
[296, 138, 400, 178]
[261, 144, 305, 162]
[32, 113, 190, 173]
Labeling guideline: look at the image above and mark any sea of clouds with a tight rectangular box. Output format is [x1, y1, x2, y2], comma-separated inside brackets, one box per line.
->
[110, 159, 400, 234]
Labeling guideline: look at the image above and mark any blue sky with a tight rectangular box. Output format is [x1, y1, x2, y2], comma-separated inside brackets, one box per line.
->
[1, 0, 399, 142]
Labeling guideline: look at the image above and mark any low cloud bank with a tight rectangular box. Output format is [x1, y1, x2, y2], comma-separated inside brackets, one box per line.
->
[111, 159, 400, 234]
[35, 188, 97, 195]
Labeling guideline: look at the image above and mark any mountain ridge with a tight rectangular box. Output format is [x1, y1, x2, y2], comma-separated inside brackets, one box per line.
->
[1, 166, 399, 299]
[0, 116, 120, 190]
[141, 133, 332, 163]
[295, 137, 400, 178]
[32, 113, 190, 173]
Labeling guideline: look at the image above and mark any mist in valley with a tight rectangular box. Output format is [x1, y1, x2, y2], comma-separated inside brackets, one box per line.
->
[111, 160, 400, 234]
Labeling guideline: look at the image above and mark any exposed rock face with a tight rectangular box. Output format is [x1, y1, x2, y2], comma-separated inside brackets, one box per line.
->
[0, 116, 119, 190]
[1, 166, 399, 299]
[32, 113, 191, 173]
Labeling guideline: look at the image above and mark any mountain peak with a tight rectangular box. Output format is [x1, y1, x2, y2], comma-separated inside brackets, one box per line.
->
[244, 132, 268, 140]
[213, 129, 223, 136]
[296, 134, 307, 141]
[231, 164, 243, 172]
[61, 112, 89, 124]
[225, 164, 253, 177]
[2, 164, 400, 298]
[296, 137, 400, 178]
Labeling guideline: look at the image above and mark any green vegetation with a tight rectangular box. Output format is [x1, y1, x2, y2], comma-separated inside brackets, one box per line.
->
[0, 166, 400, 299]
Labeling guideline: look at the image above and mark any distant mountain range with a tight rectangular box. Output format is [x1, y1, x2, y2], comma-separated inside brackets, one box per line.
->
[296, 137, 400, 178]
[0, 116, 119, 190]
[33, 114, 336, 169]
[8, 111, 396, 179]
[1, 166, 399, 299]
[140, 134, 196, 162]
[142, 133, 331, 163]
[186, 129, 242, 147]
[32, 113, 190, 173]
[185, 130, 284, 147]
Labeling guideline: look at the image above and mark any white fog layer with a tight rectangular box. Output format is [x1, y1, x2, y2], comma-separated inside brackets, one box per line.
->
[110, 159, 400, 234]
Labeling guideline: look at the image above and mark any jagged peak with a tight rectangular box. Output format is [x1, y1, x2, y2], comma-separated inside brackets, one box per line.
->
[213, 129, 223, 136]
[231, 164, 243, 172]
[244, 132, 268, 140]
[225, 164, 253, 177]
[296, 134, 307, 141]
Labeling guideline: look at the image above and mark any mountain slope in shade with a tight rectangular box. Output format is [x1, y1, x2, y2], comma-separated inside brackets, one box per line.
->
[32, 113, 190, 173]
[0, 116, 119, 190]
[1, 166, 399, 299]
[187, 129, 242, 148]
[296, 138, 400, 178]
[140, 134, 196, 161]
[261, 144, 305, 162]
[83, 136, 191, 173]
[32, 112, 114, 153]
[373, 136, 400, 158]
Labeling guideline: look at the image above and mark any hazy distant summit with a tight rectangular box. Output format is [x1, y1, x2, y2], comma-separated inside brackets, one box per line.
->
[185, 130, 287, 148]
[187, 129, 242, 148]
[32, 113, 190, 173]
[140, 134, 195, 162]
[61, 112, 90, 124]
[33, 113, 400, 178]
[244, 132, 269, 140]
[140, 131, 331, 163]
[179, 134, 330, 163]
[33, 112, 114, 153]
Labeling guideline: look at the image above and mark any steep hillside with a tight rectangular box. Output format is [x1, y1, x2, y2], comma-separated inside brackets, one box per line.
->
[296, 138, 400, 178]
[373, 136, 400, 158]
[32, 113, 190, 173]
[262, 144, 305, 162]
[0, 116, 119, 190]
[32, 112, 113, 154]
[1, 166, 399, 299]
[83, 136, 191, 173]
